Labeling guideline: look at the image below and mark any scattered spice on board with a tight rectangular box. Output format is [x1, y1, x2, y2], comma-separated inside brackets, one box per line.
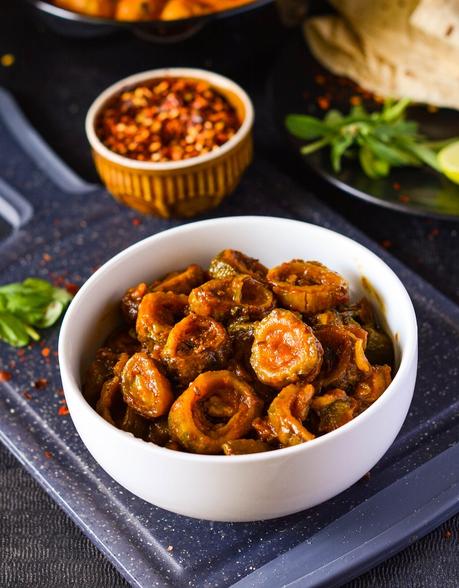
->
[392, 182, 401, 191]
[381, 240, 392, 249]
[23, 391, 32, 401]
[0, 370, 12, 382]
[41, 347, 50, 358]
[44, 450, 53, 459]
[95, 77, 241, 163]
[399, 194, 411, 203]
[316, 95, 330, 110]
[65, 282, 79, 296]
[443, 529, 452, 540]
[58, 403, 69, 416]
[428, 227, 440, 239]
[131, 217, 141, 227]
[33, 378, 48, 389]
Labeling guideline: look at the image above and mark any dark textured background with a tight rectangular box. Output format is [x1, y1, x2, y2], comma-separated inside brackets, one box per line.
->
[0, 2, 458, 586]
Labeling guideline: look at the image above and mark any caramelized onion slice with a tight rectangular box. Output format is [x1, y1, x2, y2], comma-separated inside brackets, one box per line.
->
[84, 347, 119, 406]
[136, 292, 188, 351]
[311, 389, 359, 434]
[121, 282, 148, 323]
[353, 364, 392, 409]
[209, 249, 268, 281]
[152, 264, 206, 295]
[168, 370, 263, 454]
[189, 275, 274, 322]
[222, 439, 271, 455]
[161, 313, 231, 386]
[315, 324, 371, 390]
[267, 260, 349, 314]
[250, 308, 323, 389]
[121, 352, 174, 419]
[268, 383, 315, 446]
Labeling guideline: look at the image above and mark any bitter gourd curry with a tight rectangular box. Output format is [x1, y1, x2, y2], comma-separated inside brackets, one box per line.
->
[84, 250, 394, 455]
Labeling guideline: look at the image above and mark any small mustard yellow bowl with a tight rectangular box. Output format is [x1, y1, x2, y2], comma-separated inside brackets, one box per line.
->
[85, 68, 254, 218]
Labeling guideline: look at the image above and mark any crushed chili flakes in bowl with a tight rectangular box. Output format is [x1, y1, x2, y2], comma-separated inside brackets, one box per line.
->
[95, 77, 241, 163]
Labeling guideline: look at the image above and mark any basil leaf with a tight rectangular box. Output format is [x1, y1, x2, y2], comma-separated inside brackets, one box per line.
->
[399, 139, 440, 171]
[365, 136, 418, 166]
[331, 134, 354, 172]
[0, 312, 31, 347]
[36, 301, 65, 328]
[0, 277, 74, 347]
[285, 115, 329, 140]
[359, 145, 390, 178]
[51, 286, 73, 306]
[300, 137, 331, 155]
[381, 98, 411, 122]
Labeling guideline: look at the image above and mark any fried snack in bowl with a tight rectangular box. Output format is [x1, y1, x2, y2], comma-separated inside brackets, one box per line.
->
[59, 217, 417, 521]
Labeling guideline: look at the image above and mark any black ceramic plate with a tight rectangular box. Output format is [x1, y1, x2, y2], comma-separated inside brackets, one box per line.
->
[271, 35, 459, 220]
[27, 0, 273, 41]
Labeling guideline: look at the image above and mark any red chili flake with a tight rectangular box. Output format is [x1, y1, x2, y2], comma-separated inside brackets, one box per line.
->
[57, 388, 65, 397]
[58, 403, 69, 416]
[381, 239, 392, 249]
[399, 194, 411, 203]
[428, 227, 440, 239]
[317, 96, 330, 110]
[314, 74, 326, 85]
[44, 450, 53, 459]
[443, 529, 452, 540]
[42, 253, 52, 262]
[41, 347, 50, 358]
[17, 349, 26, 357]
[0, 370, 12, 382]
[132, 217, 141, 227]
[65, 282, 79, 296]
[350, 95, 362, 106]
[23, 391, 32, 400]
[33, 378, 48, 389]
[95, 77, 241, 164]
[392, 182, 401, 191]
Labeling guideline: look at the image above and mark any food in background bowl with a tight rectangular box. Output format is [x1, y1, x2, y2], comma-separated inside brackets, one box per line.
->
[53, 0, 256, 21]
[59, 217, 417, 521]
[85, 69, 253, 218]
[83, 249, 394, 455]
[95, 77, 241, 163]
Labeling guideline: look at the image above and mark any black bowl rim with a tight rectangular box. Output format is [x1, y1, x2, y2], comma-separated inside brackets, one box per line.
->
[27, 0, 274, 28]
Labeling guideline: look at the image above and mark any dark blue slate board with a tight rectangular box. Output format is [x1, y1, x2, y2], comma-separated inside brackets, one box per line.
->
[0, 87, 458, 588]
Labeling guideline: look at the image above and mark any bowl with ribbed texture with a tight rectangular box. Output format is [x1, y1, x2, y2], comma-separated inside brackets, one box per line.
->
[85, 68, 254, 218]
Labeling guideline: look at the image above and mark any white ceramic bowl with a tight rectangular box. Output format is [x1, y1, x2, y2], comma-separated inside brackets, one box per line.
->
[59, 216, 417, 522]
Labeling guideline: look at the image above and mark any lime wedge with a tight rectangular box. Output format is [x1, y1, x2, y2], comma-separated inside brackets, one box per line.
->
[438, 141, 459, 184]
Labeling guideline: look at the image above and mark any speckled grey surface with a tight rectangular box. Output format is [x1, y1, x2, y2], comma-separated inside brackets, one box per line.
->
[0, 87, 458, 588]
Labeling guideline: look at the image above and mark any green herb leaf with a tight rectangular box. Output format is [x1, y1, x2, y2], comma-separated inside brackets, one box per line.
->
[0, 312, 31, 347]
[359, 145, 390, 178]
[381, 98, 411, 122]
[0, 277, 74, 347]
[364, 136, 419, 166]
[398, 139, 440, 171]
[331, 133, 354, 172]
[300, 136, 331, 155]
[285, 114, 330, 140]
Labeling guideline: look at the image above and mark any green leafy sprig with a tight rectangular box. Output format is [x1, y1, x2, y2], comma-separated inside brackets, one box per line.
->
[0, 278, 73, 347]
[286, 99, 456, 179]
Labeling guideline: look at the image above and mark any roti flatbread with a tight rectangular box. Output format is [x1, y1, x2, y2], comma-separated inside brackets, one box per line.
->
[410, 0, 459, 50]
[305, 13, 459, 109]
